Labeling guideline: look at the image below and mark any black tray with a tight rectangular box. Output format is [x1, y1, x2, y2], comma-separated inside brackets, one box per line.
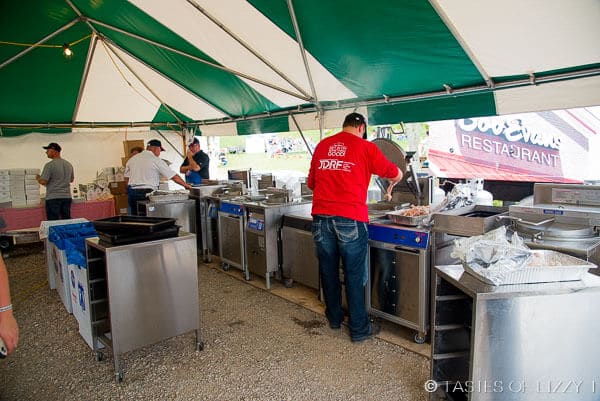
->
[97, 225, 180, 245]
[93, 216, 176, 233]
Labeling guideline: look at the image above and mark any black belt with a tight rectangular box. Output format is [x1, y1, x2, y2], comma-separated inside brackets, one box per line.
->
[128, 186, 153, 192]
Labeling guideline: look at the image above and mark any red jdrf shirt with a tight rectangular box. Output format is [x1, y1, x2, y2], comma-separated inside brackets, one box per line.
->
[308, 131, 399, 222]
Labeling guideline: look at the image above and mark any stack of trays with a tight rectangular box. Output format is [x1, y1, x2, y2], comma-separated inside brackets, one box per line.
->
[92, 216, 179, 245]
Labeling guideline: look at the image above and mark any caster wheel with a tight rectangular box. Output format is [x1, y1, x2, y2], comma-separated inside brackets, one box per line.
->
[284, 278, 294, 288]
[196, 341, 205, 351]
[222, 263, 230, 271]
[0, 237, 13, 252]
[414, 333, 427, 344]
[116, 371, 123, 383]
[95, 351, 104, 362]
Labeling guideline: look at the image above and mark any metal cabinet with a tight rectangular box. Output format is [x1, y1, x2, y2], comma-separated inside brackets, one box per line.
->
[85, 234, 202, 382]
[430, 265, 600, 401]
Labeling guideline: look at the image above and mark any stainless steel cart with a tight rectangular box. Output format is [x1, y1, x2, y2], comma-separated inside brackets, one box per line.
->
[430, 265, 600, 401]
[85, 233, 202, 382]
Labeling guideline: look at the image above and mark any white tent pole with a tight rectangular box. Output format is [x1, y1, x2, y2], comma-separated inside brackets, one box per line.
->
[86, 18, 311, 102]
[72, 34, 98, 124]
[0, 18, 80, 70]
[287, 0, 320, 108]
[185, 0, 312, 101]
[290, 114, 313, 156]
[2, 65, 597, 129]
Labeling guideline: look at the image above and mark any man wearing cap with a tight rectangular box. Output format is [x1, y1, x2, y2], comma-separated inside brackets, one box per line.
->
[307, 112, 403, 342]
[180, 137, 210, 185]
[124, 139, 192, 215]
[35, 142, 75, 220]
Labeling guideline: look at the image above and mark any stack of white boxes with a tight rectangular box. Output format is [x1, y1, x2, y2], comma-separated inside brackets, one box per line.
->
[25, 168, 41, 206]
[9, 169, 26, 207]
[0, 170, 10, 207]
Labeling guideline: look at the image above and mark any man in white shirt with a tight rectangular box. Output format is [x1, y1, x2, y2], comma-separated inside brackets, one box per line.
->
[124, 139, 192, 215]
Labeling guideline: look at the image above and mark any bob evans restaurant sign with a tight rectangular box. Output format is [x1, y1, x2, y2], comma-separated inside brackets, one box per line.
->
[456, 117, 563, 177]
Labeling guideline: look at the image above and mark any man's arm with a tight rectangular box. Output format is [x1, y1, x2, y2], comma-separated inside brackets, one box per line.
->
[35, 174, 48, 186]
[170, 173, 192, 190]
[181, 151, 201, 174]
[384, 168, 404, 202]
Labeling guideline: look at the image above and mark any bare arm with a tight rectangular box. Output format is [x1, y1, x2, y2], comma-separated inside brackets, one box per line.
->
[0, 256, 18, 355]
[170, 174, 192, 190]
[384, 168, 404, 202]
[180, 151, 200, 174]
[35, 174, 48, 186]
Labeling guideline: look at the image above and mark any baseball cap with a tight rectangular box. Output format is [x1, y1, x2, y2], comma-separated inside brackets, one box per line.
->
[343, 112, 367, 128]
[189, 137, 200, 148]
[148, 139, 165, 151]
[42, 142, 62, 152]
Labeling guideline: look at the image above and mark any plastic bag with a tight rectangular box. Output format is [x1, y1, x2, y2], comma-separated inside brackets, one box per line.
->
[451, 226, 532, 285]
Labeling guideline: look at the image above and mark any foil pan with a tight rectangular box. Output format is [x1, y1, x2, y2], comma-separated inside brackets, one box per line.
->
[464, 249, 596, 285]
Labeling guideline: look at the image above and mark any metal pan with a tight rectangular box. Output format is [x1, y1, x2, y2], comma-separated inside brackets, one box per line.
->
[386, 210, 427, 226]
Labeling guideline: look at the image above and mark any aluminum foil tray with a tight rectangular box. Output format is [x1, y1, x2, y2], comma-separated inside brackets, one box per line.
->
[386, 210, 427, 226]
[464, 250, 597, 285]
[147, 190, 189, 202]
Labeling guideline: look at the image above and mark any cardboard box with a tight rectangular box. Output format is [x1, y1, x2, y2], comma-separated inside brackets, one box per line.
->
[108, 181, 127, 195]
[48, 242, 73, 314]
[69, 264, 104, 350]
[114, 194, 129, 215]
[123, 140, 145, 157]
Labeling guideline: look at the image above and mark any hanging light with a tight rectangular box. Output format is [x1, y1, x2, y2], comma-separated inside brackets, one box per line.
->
[62, 43, 73, 58]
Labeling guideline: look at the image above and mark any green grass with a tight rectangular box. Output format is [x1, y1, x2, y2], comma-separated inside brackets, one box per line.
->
[214, 151, 311, 179]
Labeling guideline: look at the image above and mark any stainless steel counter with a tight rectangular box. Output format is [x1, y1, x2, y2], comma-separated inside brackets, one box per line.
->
[430, 265, 600, 401]
[85, 233, 202, 382]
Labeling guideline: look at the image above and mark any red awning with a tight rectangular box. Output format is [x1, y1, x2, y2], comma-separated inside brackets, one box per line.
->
[427, 149, 582, 183]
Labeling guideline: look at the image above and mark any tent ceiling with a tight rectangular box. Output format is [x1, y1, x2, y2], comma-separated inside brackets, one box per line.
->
[0, 0, 599, 136]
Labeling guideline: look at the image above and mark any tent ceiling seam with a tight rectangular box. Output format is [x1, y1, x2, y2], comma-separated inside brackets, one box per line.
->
[185, 0, 312, 101]
[86, 17, 311, 102]
[102, 36, 233, 119]
[72, 34, 98, 124]
[102, 40, 184, 128]
[428, 0, 493, 87]
[0, 17, 80, 70]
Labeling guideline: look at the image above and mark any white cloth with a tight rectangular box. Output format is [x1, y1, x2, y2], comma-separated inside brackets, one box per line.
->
[124, 150, 176, 190]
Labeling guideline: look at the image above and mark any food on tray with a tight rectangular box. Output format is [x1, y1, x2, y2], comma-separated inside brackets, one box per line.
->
[398, 205, 430, 217]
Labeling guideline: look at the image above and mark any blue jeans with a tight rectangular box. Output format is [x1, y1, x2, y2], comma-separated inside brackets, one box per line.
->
[45, 198, 72, 220]
[312, 215, 370, 340]
[127, 187, 152, 215]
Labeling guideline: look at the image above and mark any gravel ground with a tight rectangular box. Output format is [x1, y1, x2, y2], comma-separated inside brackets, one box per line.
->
[1, 244, 430, 401]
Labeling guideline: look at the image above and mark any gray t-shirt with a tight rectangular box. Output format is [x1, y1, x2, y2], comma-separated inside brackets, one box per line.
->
[40, 158, 74, 200]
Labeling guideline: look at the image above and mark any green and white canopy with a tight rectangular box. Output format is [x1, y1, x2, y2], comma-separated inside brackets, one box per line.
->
[1, 0, 599, 136]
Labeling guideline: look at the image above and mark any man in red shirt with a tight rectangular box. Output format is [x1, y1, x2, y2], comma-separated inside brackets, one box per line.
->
[308, 112, 403, 342]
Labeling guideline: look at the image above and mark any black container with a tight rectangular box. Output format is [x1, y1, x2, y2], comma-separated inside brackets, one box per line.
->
[93, 215, 176, 233]
[97, 225, 180, 245]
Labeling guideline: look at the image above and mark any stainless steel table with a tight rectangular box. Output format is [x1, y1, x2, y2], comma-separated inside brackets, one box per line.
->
[430, 265, 600, 401]
[85, 233, 202, 382]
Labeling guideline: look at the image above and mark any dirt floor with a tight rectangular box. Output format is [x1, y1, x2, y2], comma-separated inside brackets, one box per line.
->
[0, 244, 431, 401]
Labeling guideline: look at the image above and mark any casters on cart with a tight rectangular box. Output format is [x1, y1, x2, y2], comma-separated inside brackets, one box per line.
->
[414, 332, 427, 344]
[116, 370, 123, 383]
[284, 278, 294, 288]
[95, 351, 104, 362]
[196, 341, 205, 352]
[221, 263, 230, 271]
